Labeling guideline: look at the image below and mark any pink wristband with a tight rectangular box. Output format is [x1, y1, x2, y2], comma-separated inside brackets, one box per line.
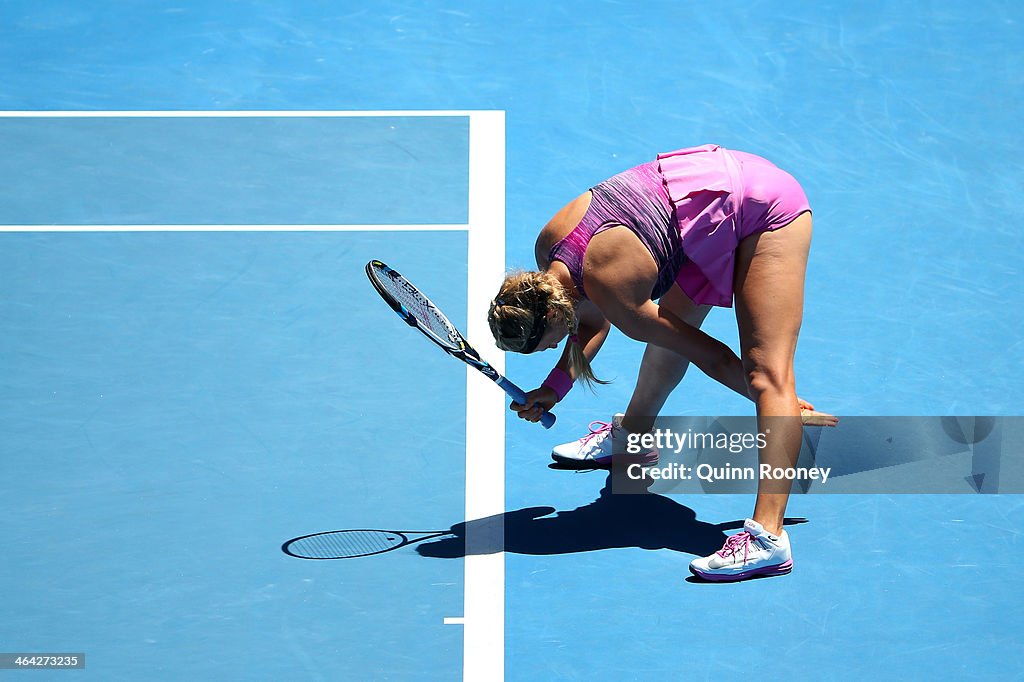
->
[542, 367, 573, 401]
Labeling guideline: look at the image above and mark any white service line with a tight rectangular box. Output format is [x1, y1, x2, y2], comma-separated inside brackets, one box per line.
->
[0, 110, 477, 118]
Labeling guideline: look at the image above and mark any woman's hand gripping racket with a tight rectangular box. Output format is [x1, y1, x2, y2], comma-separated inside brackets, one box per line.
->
[366, 260, 556, 429]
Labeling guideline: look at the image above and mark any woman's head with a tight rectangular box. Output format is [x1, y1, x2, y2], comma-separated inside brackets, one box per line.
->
[488, 270, 608, 387]
[488, 271, 573, 353]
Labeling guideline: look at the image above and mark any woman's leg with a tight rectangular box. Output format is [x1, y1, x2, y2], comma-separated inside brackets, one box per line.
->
[551, 286, 710, 467]
[620, 286, 710, 436]
[733, 212, 813, 535]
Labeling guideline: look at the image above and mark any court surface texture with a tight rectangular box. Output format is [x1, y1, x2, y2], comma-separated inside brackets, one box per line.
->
[1, 2, 1021, 680]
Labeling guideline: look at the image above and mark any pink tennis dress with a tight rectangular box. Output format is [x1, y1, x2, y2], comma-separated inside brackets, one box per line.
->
[548, 144, 811, 308]
[659, 144, 811, 307]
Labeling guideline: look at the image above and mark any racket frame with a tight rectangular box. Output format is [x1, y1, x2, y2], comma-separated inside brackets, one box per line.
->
[366, 260, 556, 428]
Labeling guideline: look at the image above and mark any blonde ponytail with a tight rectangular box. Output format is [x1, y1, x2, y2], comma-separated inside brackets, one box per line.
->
[566, 332, 610, 389]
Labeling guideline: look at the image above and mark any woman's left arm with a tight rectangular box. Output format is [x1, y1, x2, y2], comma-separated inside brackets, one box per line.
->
[608, 300, 839, 424]
[605, 296, 749, 395]
[584, 250, 748, 395]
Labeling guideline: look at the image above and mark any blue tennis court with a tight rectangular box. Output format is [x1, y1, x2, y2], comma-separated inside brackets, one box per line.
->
[2, 2, 1022, 680]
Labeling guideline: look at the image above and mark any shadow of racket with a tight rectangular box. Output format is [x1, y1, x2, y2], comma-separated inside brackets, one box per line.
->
[282, 529, 456, 560]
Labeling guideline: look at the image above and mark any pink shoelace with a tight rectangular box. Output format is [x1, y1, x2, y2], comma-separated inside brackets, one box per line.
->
[717, 532, 755, 564]
[578, 420, 614, 451]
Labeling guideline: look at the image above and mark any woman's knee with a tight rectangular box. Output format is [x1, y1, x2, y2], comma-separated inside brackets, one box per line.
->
[742, 355, 796, 399]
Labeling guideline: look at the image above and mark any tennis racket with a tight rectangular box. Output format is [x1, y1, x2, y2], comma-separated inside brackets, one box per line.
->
[365, 260, 556, 429]
[282, 529, 454, 559]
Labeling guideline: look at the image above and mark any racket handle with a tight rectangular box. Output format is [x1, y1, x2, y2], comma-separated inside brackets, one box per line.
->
[497, 378, 556, 429]
[538, 411, 556, 429]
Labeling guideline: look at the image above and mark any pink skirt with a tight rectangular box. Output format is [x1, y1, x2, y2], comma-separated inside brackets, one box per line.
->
[656, 145, 811, 308]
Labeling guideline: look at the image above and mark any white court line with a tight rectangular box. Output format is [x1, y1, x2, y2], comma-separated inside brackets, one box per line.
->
[0, 110, 474, 117]
[464, 111, 506, 682]
[0, 110, 506, 682]
[0, 224, 468, 232]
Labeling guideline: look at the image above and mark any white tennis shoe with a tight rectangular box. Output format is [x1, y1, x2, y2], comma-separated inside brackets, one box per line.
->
[689, 519, 793, 582]
[550, 413, 659, 468]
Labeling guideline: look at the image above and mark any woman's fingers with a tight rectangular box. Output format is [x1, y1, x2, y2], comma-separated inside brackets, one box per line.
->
[510, 387, 556, 423]
[510, 400, 541, 422]
[799, 398, 839, 427]
[801, 408, 839, 427]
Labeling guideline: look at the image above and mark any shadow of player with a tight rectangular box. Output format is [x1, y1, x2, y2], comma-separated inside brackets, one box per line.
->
[416, 470, 807, 559]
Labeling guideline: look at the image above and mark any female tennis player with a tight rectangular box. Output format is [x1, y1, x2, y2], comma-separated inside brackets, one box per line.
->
[487, 144, 836, 582]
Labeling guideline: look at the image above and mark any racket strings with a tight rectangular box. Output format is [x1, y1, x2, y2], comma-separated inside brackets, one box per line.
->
[377, 269, 462, 349]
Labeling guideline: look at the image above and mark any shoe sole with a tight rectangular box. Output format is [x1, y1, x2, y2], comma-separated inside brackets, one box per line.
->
[689, 559, 793, 582]
[550, 453, 659, 468]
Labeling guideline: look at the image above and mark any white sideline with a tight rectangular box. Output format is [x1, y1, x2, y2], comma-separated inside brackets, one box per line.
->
[463, 110, 505, 682]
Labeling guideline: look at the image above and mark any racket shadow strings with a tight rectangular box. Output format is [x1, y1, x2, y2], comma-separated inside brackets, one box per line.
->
[282, 529, 455, 560]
